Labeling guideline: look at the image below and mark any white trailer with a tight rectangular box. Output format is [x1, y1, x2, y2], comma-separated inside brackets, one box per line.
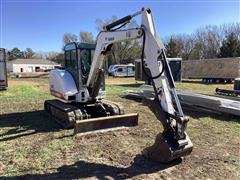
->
[108, 64, 135, 77]
[0, 48, 7, 90]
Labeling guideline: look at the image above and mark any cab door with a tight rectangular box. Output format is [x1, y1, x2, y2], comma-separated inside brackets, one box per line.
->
[64, 43, 79, 89]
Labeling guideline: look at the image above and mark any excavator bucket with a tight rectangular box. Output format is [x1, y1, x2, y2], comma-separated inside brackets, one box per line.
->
[141, 98, 193, 163]
[146, 132, 193, 163]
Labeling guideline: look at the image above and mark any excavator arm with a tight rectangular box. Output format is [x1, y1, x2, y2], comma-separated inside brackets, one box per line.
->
[87, 8, 189, 141]
[86, 8, 193, 162]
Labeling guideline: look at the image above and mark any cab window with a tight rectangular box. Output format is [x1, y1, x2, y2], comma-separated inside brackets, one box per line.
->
[65, 49, 77, 69]
[117, 68, 123, 72]
[71, 50, 77, 68]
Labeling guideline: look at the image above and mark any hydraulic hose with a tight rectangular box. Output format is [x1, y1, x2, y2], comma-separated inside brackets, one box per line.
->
[141, 28, 165, 80]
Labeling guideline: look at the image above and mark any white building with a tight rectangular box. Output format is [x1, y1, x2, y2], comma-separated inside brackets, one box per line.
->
[7, 59, 61, 73]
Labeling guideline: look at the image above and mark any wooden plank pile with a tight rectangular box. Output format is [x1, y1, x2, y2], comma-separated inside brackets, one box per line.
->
[127, 85, 240, 117]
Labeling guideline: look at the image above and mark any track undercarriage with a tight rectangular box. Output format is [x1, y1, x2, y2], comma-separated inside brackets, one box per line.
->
[44, 99, 138, 133]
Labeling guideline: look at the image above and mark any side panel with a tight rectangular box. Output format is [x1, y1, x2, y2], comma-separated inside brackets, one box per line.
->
[0, 48, 7, 90]
[182, 58, 240, 79]
[49, 69, 78, 100]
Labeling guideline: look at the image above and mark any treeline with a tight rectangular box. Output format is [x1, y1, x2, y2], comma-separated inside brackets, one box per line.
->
[7, 48, 35, 60]
[6, 20, 239, 66]
[6, 47, 64, 65]
[165, 23, 240, 60]
[62, 21, 240, 66]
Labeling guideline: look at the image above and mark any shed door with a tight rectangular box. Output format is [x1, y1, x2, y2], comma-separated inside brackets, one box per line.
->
[27, 66, 33, 72]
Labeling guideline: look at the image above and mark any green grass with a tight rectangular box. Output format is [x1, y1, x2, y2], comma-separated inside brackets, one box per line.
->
[176, 80, 233, 94]
[1, 80, 50, 97]
[0, 77, 239, 178]
[106, 84, 142, 95]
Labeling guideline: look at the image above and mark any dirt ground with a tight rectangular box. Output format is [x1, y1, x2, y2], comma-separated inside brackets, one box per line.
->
[0, 77, 239, 179]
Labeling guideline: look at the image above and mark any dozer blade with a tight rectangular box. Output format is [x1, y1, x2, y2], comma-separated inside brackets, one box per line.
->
[74, 113, 138, 134]
[45, 99, 138, 133]
[146, 132, 193, 163]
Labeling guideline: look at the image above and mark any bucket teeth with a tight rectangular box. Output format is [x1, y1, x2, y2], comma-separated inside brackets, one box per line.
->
[146, 132, 193, 163]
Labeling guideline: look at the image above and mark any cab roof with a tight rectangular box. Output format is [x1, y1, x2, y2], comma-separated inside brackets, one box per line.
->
[64, 42, 96, 51]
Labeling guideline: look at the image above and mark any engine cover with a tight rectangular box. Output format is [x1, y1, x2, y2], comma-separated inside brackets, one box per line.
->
[49, 69, 78, 101]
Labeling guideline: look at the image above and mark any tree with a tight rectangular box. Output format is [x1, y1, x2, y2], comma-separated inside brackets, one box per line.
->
[164, 23, 240, 60]
[95, 16, 117, 32]
[192, 26, 221, 59]
[165, 36, 183, 58]
[219, 32, 240, 57]
[55, 53, 65, 65]
[181, 34, 195, 60]
[63, 33, 78, 45]
[25, 48, 34, 58]
[79, 31, 95, 43]
[47, 51, 64, 65]
[47, 51, 59, 60]
[8, 48, 24, 60]
[32, 52, 47, 59]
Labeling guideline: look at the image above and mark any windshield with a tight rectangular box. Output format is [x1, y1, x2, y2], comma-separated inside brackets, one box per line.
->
[80, 49, 95, 84]
[80, 49, 91, 76]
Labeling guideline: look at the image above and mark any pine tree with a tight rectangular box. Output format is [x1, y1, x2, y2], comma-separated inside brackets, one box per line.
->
[219, 32, 240, 57]
[165, 37, 182, 58]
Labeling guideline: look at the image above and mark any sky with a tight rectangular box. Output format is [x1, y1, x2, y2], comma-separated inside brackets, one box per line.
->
[0, 0, 239, 52]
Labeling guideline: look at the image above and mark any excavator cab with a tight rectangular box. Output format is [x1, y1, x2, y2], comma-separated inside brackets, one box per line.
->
[45, 42, 138, 131]
[64, 42, 97, 88]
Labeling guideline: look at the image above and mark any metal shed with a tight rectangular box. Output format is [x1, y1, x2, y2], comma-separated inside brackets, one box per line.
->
[135, 58, 182, 82]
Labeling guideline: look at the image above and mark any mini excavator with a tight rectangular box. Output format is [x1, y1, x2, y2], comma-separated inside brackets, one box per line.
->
[45, 8, 193, 163]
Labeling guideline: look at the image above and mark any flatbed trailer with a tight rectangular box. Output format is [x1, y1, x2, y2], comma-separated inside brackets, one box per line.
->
[0, 48, 7, 90]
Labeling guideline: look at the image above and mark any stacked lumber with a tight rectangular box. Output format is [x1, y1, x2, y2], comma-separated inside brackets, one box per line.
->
[126, 85, 240, 117]
[177, 90, 240, 117]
